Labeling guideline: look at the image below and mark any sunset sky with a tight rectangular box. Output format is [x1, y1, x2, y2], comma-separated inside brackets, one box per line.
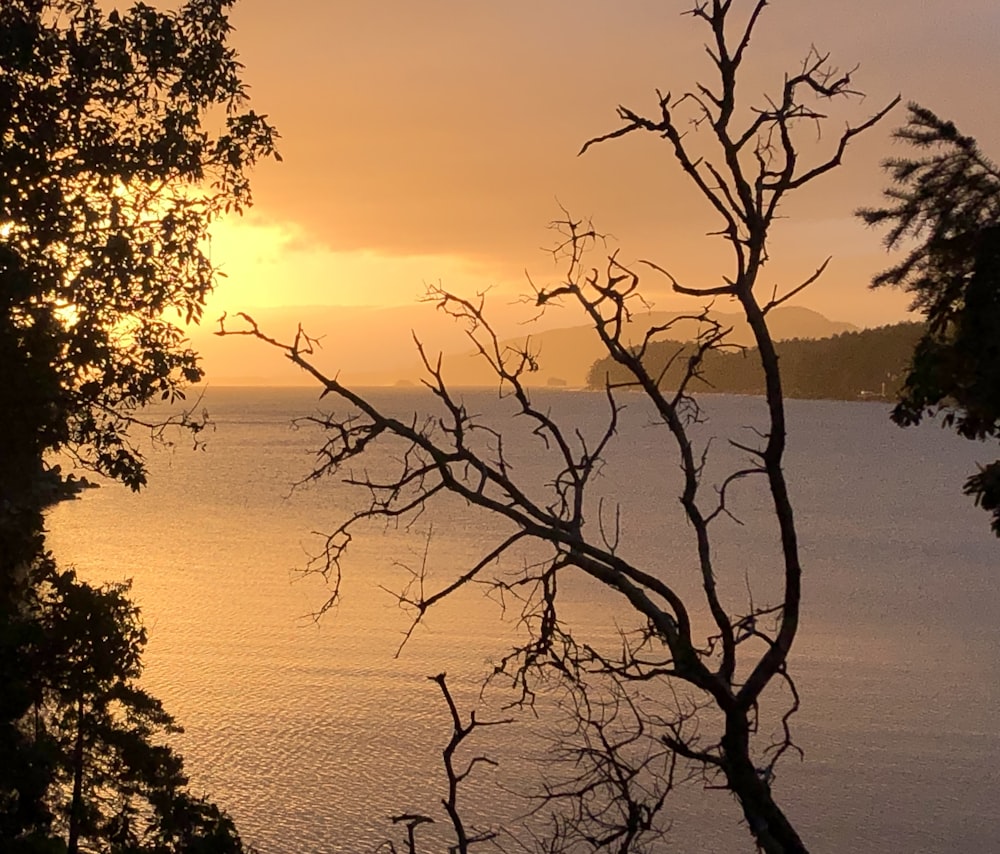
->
[193, 0, 1000, 379]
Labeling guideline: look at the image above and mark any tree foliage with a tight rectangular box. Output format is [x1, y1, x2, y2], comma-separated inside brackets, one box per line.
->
[859, 104, 1000, 533]
[1, 1, 275, 849]
[18, 560, 249, 854]
[0, 0, 279, 498]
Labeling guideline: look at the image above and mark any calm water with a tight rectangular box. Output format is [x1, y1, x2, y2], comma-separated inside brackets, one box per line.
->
[47, 387, 1000, 853]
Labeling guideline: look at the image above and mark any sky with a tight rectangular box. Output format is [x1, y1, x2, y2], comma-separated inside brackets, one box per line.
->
[193, 0, 1000, 377]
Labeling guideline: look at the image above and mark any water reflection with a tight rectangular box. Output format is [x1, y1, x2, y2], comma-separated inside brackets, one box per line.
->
[47, 388, 1000, 853]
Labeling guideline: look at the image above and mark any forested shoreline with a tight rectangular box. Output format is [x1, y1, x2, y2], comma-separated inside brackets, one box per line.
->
[586, 321, 925, 401]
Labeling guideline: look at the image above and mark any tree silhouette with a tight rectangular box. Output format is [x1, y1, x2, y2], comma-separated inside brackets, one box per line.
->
[0, 1, 276, 848]
[225, 2, 895, 851]
[859, 104, 1000, 534]
[0, 0, 279, 577]
[26, 561, 249, 854]
[381, 674, 511, 854]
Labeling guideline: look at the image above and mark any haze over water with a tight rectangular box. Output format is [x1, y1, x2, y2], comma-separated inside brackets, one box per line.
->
[47, 388, 1000, 853]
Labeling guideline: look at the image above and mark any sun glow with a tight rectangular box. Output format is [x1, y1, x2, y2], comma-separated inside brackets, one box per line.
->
[204, 216, 514, 314]
[52, 300, 80, 328]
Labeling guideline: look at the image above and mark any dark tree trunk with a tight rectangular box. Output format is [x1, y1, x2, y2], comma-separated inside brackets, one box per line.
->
[722, 714, 808, 854]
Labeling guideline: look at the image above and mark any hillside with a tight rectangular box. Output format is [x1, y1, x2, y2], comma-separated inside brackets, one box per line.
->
[440, 305, 857, 387]
[189, 303, 858, 387]
[586, 322, 925, 400]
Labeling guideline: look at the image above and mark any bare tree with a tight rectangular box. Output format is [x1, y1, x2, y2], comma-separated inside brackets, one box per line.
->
[222, 3, 896, 852]
[379, 674, 510, 854]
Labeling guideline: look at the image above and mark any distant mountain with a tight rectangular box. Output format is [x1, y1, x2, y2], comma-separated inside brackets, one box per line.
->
[188, 302, 859, 388]
[438, 306, 857, 388]
[586, 321, 925, 401]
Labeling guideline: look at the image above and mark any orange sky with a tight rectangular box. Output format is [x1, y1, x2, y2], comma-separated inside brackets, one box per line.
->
[196, 0, 1000, 375]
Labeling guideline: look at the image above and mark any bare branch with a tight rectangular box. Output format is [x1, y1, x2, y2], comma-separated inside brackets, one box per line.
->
[762, 256, 832, 314]
[430, 673, 512, 852]
[225, 5, 897, 852]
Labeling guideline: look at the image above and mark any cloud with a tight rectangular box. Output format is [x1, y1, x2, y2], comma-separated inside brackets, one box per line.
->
[218, 0, 999, 326]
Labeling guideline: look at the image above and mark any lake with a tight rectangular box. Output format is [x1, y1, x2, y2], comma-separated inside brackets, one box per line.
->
[47, 387, 1000, 853]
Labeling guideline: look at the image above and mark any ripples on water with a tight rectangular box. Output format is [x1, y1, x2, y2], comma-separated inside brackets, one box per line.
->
[47, 388, 1000, 853]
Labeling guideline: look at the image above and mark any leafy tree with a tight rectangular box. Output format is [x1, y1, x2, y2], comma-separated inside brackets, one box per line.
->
[25, 560, 249, 854]
[227, 3, 894, 851]
[0, 0, 279, 576]
[859, 104, 1000, 533]
[0, 0, 276, 848]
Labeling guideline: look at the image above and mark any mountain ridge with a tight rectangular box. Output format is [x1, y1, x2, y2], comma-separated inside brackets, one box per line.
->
[439, 305, 857, 388]
[189, 303, 858, 387]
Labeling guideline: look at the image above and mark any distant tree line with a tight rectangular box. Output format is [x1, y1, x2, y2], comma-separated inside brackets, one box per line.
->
[586, 322, 925, 401]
